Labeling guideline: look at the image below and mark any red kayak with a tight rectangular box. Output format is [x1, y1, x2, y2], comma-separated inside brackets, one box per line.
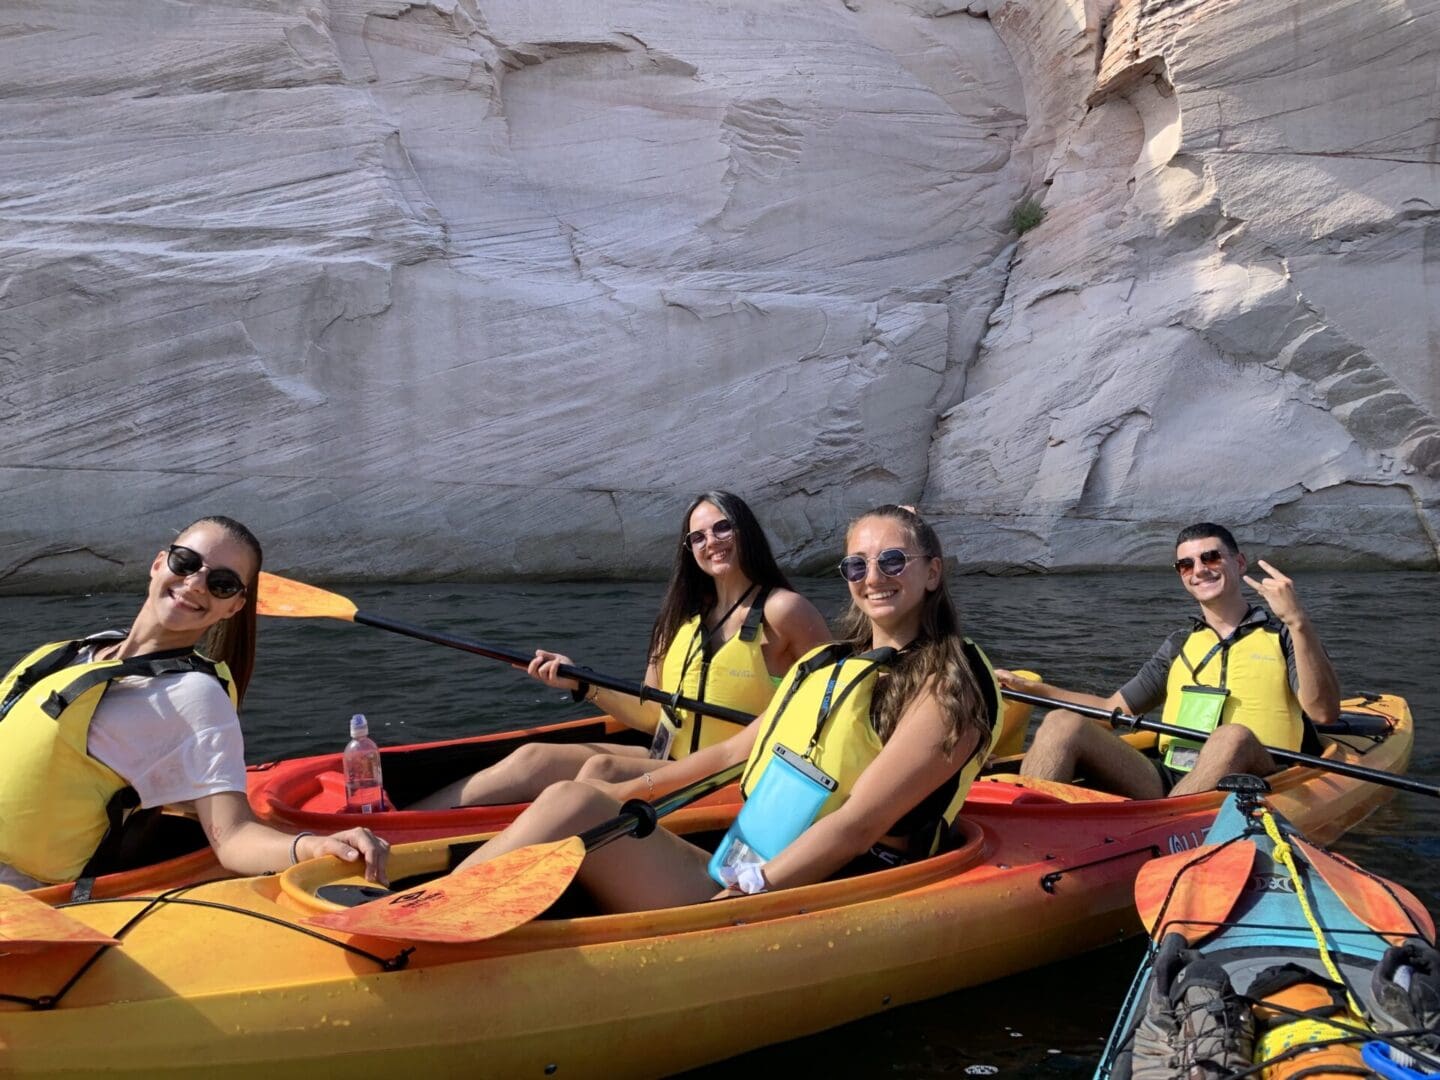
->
[249, 712, 671, 840]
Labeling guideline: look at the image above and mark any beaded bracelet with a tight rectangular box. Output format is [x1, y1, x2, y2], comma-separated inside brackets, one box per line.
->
[289, 830, 316, 866]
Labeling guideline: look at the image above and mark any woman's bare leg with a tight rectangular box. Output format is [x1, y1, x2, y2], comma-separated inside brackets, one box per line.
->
[575, 753, 659, 786]
[456, 780, 717, 912]
[408, 742, 650, 809]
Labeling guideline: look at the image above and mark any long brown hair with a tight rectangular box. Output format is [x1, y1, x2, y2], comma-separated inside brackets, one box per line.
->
[646, 491, 793, 666]
[185, 516, 263, 705]
[833, 505, 989, 759]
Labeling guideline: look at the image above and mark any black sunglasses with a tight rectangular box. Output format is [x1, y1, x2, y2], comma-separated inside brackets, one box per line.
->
[1173, 548, 1225, 575]
[684, 519, 735, 550]
[838, 548, 925, 583]
[167, 545, 247, 599]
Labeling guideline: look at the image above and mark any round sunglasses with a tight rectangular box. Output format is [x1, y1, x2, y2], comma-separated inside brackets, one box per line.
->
[166, 544, 247, 599]
[684, 519, 734, 550]
[838, 548, 926, 583]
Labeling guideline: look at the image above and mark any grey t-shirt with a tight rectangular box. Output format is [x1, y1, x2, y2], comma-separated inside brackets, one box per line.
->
[1118, 606, 1299, 715]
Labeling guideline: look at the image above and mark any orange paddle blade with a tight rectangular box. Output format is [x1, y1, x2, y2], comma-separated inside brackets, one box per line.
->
[1293, 837, 1437, 945]
[1135, 841, 1257, 944]
[256, 572, 358, 621]
[307, 836, 586, 944]
[0, 886, 122, 952]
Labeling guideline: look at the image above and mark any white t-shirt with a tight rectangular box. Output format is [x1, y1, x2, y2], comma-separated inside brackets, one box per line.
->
[0, 647, 248, 888]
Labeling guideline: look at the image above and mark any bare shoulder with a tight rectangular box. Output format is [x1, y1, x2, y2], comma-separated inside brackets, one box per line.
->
[762, 588, 830, 641]
[894, 677, 947, 730]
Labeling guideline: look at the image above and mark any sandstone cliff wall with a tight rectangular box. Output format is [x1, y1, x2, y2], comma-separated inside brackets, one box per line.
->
[929, 0, 1440, 570]
[2, 0, 1435, 588]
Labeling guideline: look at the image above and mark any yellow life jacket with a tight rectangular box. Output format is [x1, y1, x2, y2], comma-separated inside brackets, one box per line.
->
[0, 635, 236, 884]
[1159, 608, 1302, 755]
[739, 639, 1000, 856]
[659, 587, 777, 758]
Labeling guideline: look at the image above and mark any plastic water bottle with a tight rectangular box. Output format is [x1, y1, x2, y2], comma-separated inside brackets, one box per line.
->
[343, 713, 385, 813]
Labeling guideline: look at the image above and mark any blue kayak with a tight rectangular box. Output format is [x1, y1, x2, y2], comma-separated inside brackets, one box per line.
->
[1096, 775, 1440, 1080]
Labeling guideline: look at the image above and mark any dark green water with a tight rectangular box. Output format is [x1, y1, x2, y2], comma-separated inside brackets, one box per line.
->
[3, 571, 1435, 1075]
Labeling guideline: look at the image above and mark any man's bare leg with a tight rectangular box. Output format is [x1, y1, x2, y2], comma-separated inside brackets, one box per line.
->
[1168, 725, 1277, 798]
[1020, 709, 1167, 800]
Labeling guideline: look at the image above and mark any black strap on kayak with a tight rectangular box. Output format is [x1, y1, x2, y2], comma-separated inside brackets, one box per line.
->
[1, 882, 414, 1011]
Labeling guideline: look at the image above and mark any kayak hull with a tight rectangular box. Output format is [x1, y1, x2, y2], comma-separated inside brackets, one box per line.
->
[1, 697, 1412, 1079]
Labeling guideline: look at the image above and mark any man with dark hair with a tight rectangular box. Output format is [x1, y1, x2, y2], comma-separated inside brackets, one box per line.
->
[1001, 523, 1341, 798]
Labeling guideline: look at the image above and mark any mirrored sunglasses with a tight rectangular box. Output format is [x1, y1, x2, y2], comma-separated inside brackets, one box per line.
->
[838, 547, 925, 583]
[1173, 548, 1225, 575]
[167, 544, 247, 599]
[684, 519, 735, 550]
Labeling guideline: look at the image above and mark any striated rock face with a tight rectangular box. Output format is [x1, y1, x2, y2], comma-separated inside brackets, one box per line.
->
[927, 0, 1440, 570]
[0, 0, 1029, 588]
[1, 0, 1437, 589]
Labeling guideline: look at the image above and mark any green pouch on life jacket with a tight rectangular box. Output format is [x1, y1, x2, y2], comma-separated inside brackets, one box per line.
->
[708, 744, 836, 888]
[1164, 685, 1230, 773]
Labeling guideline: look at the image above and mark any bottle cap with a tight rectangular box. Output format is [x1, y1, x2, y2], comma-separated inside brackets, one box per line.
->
[349, 713, 368, 738]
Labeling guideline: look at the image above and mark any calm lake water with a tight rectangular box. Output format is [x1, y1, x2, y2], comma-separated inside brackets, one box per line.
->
[3, 570, 1435, 1076]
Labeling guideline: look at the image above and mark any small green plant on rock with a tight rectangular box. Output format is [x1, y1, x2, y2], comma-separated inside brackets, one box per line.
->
[1010, 198, 1045, 236]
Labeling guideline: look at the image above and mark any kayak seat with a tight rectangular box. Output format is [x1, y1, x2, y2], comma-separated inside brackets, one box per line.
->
[312, 770, 396, 814]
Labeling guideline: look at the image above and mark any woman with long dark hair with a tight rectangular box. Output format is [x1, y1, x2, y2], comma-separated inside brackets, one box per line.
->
[0, 516, 388, 890]
[413, 491, 830, 808]
[454, 505, 999, 909]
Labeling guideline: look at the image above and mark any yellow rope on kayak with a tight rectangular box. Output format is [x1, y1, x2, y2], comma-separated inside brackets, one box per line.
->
[1254, 1016, 1368, 1079]
[1258, 807, 1364, 1018]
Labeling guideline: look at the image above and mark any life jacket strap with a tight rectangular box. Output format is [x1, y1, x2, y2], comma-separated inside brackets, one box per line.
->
[0, 640, 87, 722]
[737, 588, 770, 643]
[73, 789, 155, 901]
[38, 651, 226, 720]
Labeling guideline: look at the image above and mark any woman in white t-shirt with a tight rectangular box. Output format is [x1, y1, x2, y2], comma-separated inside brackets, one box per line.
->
[0, 516, 388, 890]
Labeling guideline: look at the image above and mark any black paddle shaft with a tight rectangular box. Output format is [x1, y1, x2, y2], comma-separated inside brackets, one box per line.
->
[578, 762, 747, 852]
[1000, 688, 1436, 798]
[353, 611, 757, 727]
